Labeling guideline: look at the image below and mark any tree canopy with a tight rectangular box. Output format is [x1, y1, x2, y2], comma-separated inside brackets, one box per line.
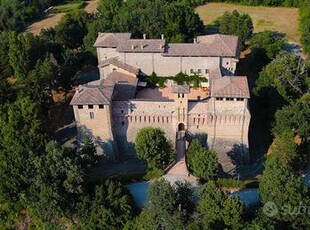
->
[135, 127, 174, 170]
[218, 10, 253, 49]
[84, 0, 204, 53]
[187, 139, 219, 181]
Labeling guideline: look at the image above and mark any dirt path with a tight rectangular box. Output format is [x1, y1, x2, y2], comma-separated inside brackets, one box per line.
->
[25, 13, 65, 35]
[25, 0, 99, 35]
[84, 0, 99, 13]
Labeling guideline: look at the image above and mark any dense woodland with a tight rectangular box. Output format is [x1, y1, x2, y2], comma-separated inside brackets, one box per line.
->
[0, 0, 310, 228]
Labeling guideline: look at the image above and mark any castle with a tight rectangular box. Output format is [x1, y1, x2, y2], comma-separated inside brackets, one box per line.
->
[70, 33, 251, 172]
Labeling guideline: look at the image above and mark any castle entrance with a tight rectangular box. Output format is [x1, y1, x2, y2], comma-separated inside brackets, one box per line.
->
[178, 123, 185, 131]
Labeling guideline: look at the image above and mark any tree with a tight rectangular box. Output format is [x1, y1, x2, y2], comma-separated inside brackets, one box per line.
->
[249, 31, 284, 60]
[273, 94, 310, 143]
[198, 181, 244, 229]
[8, 32, 31, 80]
[222, 196, 244, 230]
[54, 10, 90, 49]
[77, 180, 134, 229]
[0, 31, 13, 78]
[0, 97, 46, 201]
[131, 179, 186, 230]
[198, 181, 226, 228]
[24, 141, 85, 222]
[299, 3, 310, 54]
[135, 127, 174, 170]
[218, 10, 253, 49]
[187, 139, 219, 181]
[8, 32, 47, 81]
[78, 135, 99, 171]
[259, 154, 310, 227]
[21, 57, 55, 108]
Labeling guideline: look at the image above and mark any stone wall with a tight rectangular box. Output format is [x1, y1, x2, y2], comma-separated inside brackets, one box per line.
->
[97, 47, 237, 77]
[73, 104, 115, 158]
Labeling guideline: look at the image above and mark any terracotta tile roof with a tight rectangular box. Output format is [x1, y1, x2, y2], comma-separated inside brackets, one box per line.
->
[209, 68, 222, 80]
[94, 33, 131, 47]
[164, 34, 239, 57]
[197, 34, 239, 57]
[100, 58, 140, 75]
[211, 76, 250, 98]
[70, 83, 114, 105]
[171, 85, 190, 94]
[117, 39, 165, 53]
[107, 71, 138, 100]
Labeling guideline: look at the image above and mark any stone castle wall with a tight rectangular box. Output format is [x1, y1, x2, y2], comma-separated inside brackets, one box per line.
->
[97, 48, 237, 77]
[73, 104, 115, 157]
[110, 98, 250, 162]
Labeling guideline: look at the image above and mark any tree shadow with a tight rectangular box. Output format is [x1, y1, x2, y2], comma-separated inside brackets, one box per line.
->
[227, 143, 249, 166]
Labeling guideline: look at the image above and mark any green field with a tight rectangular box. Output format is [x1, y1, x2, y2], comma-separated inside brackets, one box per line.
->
[51, 1, 85, 13]
[196, 3, 300, 43]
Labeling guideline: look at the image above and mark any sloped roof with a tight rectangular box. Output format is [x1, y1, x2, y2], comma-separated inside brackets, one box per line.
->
[164, 34, 239, 57]
[94, 33, 131, 47]
[209, 68, 222, 80]
[117, 39, 165, 53]
[171, 85, 190, 94]
[106, 71, 138, 100]
[211, 76, 250, 98]
[70, 83, 114, 105]
[100, 58, 140, 75]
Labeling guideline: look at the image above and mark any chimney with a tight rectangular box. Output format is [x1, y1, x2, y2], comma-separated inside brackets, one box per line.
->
[193, 38, 197, 44]
[161, 34, 164, 40]
[143, 34, 146, 40]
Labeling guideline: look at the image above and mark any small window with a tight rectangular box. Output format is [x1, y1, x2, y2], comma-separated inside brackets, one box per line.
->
[216, 97, 223, 101]
[121, 121, 125, 126]
[205, 69, 209, 74]
[121, 110, 124, 114]
[99, 105, 104, 109]
[190, 69, 194, 74]
[237, 98, 244, 101]
[197, 69, 202, 74]
[226, 98, 234, 101]
[197, 96, 201, 100]
[88, 105, 93, 109]
[90, 112, 94, 119]
[181, 93, 184, 98]
[226, 62, 229, 65]
[78, 105, 83, 109]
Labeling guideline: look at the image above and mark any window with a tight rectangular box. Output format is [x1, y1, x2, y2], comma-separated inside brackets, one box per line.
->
[237, 98, 244, 101]
[197, 96, 201, 100]
[226, 98, 234, 101]
[90, 112, 94, 119]
[78, 105, 83, 109]
[121, 110, 124, 114]
[190, 69, 194, 74]
[197, 69, 202, 74]
[216, 97, 223, 101]
[181, 93, 184, 98]
[99, 105, 104, 109]
[205, 69, 209, 74]
[121, 121, 125, 126]
[226, 62, 229, 65]
[88, 105, 93, 109]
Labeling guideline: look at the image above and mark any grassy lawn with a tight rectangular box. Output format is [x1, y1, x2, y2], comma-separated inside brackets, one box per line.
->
[51, 1, 85, 13]
[196, 3, 300, 43]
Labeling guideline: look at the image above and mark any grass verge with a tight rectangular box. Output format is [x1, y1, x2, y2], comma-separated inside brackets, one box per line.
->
[51, 1, 85, 13]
